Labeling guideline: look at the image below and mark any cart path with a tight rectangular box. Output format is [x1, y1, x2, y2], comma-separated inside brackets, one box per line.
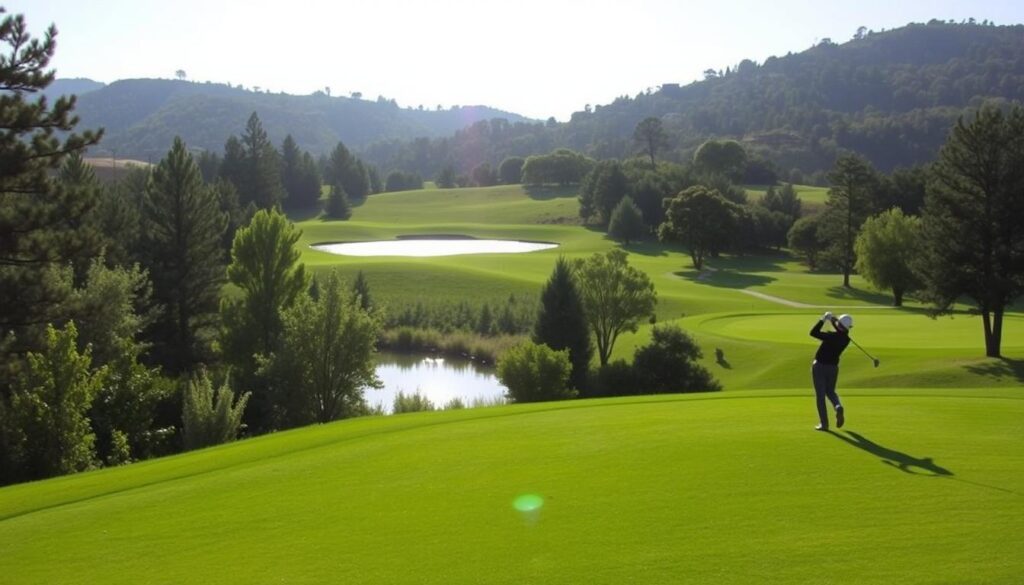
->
[738, 288, 895, 309]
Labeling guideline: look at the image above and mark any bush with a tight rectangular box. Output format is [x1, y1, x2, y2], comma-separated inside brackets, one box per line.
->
[497, 341, 574, 403]
[633, 325, 721, 393]
[584, 360, 640, 398]
[393, 391, 436, 414]
[182, 371, 250, 450]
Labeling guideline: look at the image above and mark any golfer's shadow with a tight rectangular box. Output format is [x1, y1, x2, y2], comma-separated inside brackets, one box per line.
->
[828, 431, 953, 477]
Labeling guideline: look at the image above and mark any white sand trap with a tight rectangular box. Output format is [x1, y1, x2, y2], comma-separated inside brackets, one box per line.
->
[312, 238, 557, 257]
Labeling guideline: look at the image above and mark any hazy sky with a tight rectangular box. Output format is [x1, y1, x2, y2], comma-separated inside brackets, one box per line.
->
[9, 0, 1024, 120]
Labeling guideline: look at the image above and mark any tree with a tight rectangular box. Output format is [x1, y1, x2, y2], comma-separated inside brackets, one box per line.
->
[521, 149, 594, 186]
[280, 135, 321, 209]
[578, 159, 629, 224]
[240, 112, 284, 209]
[175, 69, 186, 80]
[822, 154, 876, 287]
[760, 183, 802, 218]
[854, 208, 922, 306]
[574, 250, 657, 366]
[0, 9, 103, 366]
[497, 341, 573, 403]
[788, 215, 826, 271]
[326, 141, 369, 199]
[325, 184, 352, 219]
[471, 163, 497, 187]
[658, 186, 737, 271]
[608, 196, 647, 244]
[351, 270, 372, 311]
[139, 137, 226, 373]
[8, 322, 105, 481]
[693, 140, 747, 180]
[498, 156, 525, 184]
[182, 370, 250, 450]
[533, 258, 592, 391]
[436, 164, 457, 188]
[220, 209, 309, 427]
[633, 117, 669, 168]
[632, 325, 721, 393]
[919, 106, 1024, 357]
[264, 271, 381, 426]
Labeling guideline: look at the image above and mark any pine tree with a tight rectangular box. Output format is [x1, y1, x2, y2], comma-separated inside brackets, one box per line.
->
[0, 9, 103, 366]
[238, 112, 284, 209]
[325, 184, 352, 219]
[351, 270, 372, 311]
[822, 155, 877, 287]
[533, 257, 592, 390]
[139, 137, 226, 373]
[608, 196, 647, 244]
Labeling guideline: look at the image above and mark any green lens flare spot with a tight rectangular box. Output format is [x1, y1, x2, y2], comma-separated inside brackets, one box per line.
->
[513, 493, 544, 512]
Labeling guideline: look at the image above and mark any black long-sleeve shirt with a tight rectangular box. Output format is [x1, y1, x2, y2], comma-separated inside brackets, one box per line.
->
[810, 320, 850, 365]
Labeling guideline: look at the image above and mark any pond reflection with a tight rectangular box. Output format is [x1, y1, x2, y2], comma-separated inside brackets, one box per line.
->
[371, 352, 507, 413]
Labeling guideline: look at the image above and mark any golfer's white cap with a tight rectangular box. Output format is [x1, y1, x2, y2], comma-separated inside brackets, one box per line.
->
[838, 314, 853, 329]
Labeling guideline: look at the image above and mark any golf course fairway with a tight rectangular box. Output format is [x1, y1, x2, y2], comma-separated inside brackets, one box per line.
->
[1, 390, 1021, 584]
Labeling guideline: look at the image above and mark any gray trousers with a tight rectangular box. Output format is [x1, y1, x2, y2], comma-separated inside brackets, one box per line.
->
[811, 361, 842, 426]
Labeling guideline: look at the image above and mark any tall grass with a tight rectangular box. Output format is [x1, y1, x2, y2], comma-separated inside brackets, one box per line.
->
[378, 327, 525, 365]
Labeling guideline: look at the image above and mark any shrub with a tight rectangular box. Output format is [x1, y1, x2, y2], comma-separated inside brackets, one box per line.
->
[584, 360, 640, 398]
[182, 371, 250, 450]
[497, 341, 574, 403]
[633, 325, 721, 393]
[393, 391, 436, 414]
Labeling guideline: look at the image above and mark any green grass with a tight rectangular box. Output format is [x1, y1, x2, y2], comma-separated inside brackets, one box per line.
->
[3, 183, 1023, 584]
[2, 390, 1021, 584]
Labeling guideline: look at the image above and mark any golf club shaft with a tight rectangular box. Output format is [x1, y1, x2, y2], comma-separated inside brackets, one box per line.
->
[849, 337, 876, 361]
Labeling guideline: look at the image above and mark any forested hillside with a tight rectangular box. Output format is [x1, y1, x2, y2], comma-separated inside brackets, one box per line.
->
[64, 79, 532, 161]
[361, 21, 1024, 182]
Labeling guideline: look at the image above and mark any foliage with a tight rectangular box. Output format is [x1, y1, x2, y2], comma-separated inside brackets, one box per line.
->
[760, 183, 802, 218]
[533, 257, 592, 391]
[787, 215, 826, 271]
[325, 184, 352, 219]
[522, 149, 595, 186]
[573, 250, 657, 366]
[393, 391, 436, 414]
[633, 117, 669, 167]
[280, 135, 322, 209]
[632, 325, 721, 393]
[325, 141, 370, 199]
[578, 159, 629, 224]
[821, 154, 878, 286]
[0, 10, 103, 367]
[498, 156, 525, 184]
[608, 196, 647, 244]
[235, 112, 285, 209]
[384, 170, 423, 192]
[436, 164, 457, 188]
[919, 105, 1024, 357]
[378, 327, 524, 366]
[693, 140, 747, 181]
[584, 359, 638, 398]
[658, 186, 738, 271]
[139, 137, 226, 373]
[854, 208, 923, 306]
[351, 270, 373, 311]
[497, 341, 574, 403]
[471, 163, 497, 187]
[264, 271, 381, 427]
[181, 370, 250, 450]
[7, 323, 105, 481]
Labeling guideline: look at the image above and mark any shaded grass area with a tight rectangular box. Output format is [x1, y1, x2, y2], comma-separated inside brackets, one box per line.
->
[1, 390, 1021, 584]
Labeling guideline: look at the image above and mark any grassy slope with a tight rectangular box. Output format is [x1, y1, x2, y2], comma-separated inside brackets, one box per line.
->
[2, 390, 1021, 584]
[3, 184, 1023, 584]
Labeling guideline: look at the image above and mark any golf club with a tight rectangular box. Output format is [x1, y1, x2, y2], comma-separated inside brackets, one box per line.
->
[849, 337, 880, 368]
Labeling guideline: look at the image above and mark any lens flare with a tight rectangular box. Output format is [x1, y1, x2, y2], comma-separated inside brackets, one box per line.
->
[513, 493, 544, 513]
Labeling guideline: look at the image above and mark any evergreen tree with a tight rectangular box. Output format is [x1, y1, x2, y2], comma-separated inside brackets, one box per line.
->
[326, 141, 369, 199]
[920, 106, 1024, 357]
[822, 154, 877, 287]
[608, 196, 647, 244]
[436, 164, 457, 188]
[139, 137, 226, 373]
[325, 184, 352, 219]
[0, 9, 103, 367]
[280, 135, 322, 209]
[633, 117, 669, 168]
[238, 112, 284, 209]
[533, 257, 592, 391]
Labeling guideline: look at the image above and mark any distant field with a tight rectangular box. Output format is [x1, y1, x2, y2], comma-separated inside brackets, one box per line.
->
[746, 183, 830, 208]
[2, 389, 1020, 584]
[84, 156, 152, 182]
[293, 183, 1021, 390]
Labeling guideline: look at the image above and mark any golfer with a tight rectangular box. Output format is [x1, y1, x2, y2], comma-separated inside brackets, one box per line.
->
[810, 311, 852, 431]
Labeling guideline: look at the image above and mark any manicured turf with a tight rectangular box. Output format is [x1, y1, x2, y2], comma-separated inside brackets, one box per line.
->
[1, 390, 1021, 584]
[3, 183, 1022, 584]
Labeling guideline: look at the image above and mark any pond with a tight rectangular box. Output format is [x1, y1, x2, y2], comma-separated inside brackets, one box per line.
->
[311, 237, 558, 257]
[369, 352, 508, 413]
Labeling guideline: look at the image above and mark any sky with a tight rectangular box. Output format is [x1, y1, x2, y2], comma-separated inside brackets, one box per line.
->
[8, 0, 1024, 121]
